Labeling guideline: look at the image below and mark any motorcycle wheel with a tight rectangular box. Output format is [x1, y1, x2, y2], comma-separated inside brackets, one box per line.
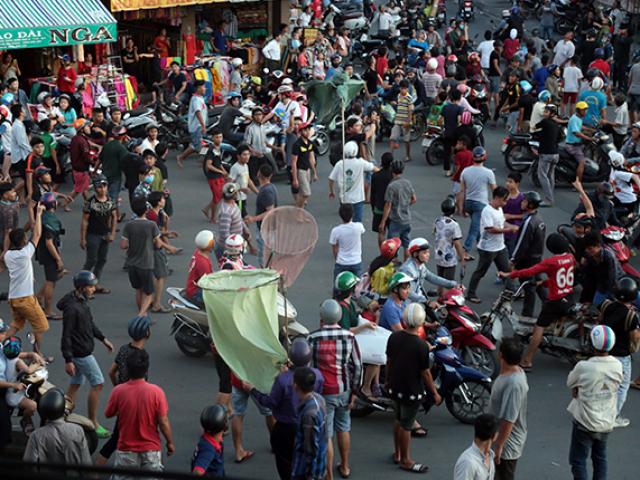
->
[410, 114, 426, 142]
[315, 129, 330, 157]
[85, 429, 99, 454]
[462, 345, 499, 379]
[426, 138, 444, 165]
[504, 145, 534, 172]
[445, 379, 492, 425]
[554, 18, 574, 35]
[175, 324, 210, 358]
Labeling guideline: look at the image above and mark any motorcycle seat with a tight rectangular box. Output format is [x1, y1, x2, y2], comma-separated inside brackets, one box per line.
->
[125, 107, 152, 117]
[167, 287, 200, 310]
[510, 133, 531, 140]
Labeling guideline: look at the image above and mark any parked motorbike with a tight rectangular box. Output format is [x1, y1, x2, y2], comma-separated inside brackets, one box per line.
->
[480, 283, 598, 365]
[121, 106, 156, 139]
[502, 132, 538, 172]
[167, 287, 308, 357]
[325, 3, 367, 31]
[312, 125, 330, 157]
[601, 226, 640, 280]
[459, 0, 474, 21]
[423, 125, 444, 165]
[352, 324, 492, 424]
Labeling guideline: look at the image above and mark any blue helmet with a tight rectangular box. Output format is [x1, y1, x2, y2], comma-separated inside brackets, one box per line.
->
[1, 93, 14, 106]
[538, 89, 551, 102]
[128, 315, 152, 341]
[227, 91, 242, 101]
[73, 270, 98, 289]
[519, 80, 532, 94]
[41, 191, 57, 210]
[2, 336, 22, 359]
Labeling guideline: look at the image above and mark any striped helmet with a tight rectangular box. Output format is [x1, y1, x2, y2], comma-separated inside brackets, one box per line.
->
[590, 325, 616, 352]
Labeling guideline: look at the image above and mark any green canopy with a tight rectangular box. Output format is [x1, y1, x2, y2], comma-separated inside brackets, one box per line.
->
[0, 0, 117, 50]
[304, 74, 365, 128]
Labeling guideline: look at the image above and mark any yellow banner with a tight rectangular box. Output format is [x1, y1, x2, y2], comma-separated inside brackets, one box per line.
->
[111, 0, 220, 12]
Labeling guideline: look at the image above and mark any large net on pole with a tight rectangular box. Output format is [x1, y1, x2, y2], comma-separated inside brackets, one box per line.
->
[260, 206, 318, 288]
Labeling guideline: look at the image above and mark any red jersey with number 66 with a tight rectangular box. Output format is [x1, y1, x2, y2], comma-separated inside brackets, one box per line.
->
[508, 253, 575, 301]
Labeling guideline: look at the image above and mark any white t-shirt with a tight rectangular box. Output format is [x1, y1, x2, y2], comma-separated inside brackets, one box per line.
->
[262, 39, 281, 61]
[329, 222, 365, 266]
[379, 12, 393, 30]
[614, 103, 629, 135]
[562, 66, 583, 93]
[553, 40, 575, 67]
[610, 170, 636, 204]
[477, 40, 495, 69]
[4, 242, 36, 299]
[229, 161, 250, 201]
[328, 157, 375, 204]
[138, 137, 159, 153]
[478, 205, 505, 252]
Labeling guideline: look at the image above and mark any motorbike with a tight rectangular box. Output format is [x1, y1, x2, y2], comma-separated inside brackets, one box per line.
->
[351, 32, 385, 71]
[312, 125, 330, 157]
[9, 364, 98, 454]
[167, 287, 308, 357]
[121, 106, 157, 139]
[601, 226, 640, 279]
[502, 132, 538, 173]
[521, 0, 543, 19]
[436, 288, 499, 379]
[480, 283, 598, 365]
[459, 0, 474, 21]
[423, 125, 444, 165]
[352, 324, 492, 424]
[325, 3, 368, 31]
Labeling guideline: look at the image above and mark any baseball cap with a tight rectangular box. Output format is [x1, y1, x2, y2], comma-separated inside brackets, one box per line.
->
[112, 125, 127, 137]
[34, 165, 51, 176]
[472, 146, 486, 159]
[297, 122, 312, 133]
[575, 101, 588, 110]
[61, 54, 71, 62]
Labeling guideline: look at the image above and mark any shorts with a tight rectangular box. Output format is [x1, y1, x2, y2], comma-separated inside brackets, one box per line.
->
[628, 94, 640, 113]
[489, 76, 500, 94]
[69, 354, 105, 386]
[390, 125, 411, 143]
[372, 212, 383, 233]
[565, 144, 586, 163]
[41, 260, 62, 282]
[207, 177, 225, 204]
[10, 159, 26, 179]
[72, 170, 91, 194]
[562, 92, 578, 104]
[537, 296, 574, 327]
[114, 450, 163, 474]
[190, 128, 203, 150]
[127, 266, 155, 295]
[436, 265, 456, 281]
[451, 181, 462, 195]
[108, 179, 121, 204]
[153, 249, 169, 279]
[297, 169, 312, 197]
[324, 391, 351, 438]
[231, 386, 272, 417]
[214, 351, 232, 394]
[387, 221, 411, 248]
[9, 295, 49, 333]
[394, 400, 421, 431]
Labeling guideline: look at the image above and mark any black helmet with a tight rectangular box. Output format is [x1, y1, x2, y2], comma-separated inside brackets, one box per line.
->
[289, 337, 312, 367]
[585, 68, 601, 82]
[92, 174, 108, 188]
[441, 197, 456, 216]
[446, 65, 457, 77]
[200, 404, 228, 434]
[128, 315, 152, 341]
[38, 388, 66, 422]
[597, 182, 614, 197]
[614, 277, 638, 303]
[523, 191, 542, 209]
[546, 232, 570, 254]
[390, 159, 405, 174]
[73, 270, 98, 289]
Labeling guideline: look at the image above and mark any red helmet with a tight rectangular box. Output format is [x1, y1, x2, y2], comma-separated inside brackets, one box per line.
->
[447, 54, 458, 63]
[468, 52, 480, 63]
[380, 237, 401, 259]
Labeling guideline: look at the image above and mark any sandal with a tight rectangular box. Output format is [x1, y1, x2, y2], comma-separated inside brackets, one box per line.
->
[151, 305, 172, 314]
[234, 451, 254, 463]
[337, 463, 351, 478]
[95, 286, 111, 294]
[399, 463, 429, 473]
[630, 380, 640, 390]
[466, 295, 482, 304]
[411, 426, 428, 438]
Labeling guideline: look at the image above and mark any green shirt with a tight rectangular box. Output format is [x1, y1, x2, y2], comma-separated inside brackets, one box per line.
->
[40, 131, 56, 159]
[339, 299, 359, 330]
[100, 139, 128, 182]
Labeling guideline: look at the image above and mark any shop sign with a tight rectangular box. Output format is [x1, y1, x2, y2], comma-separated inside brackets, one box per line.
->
[111, 0, 221, 12]
[0, 24, 117, 50]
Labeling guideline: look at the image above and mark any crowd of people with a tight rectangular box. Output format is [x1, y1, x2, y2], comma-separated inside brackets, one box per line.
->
[0, 0, 639, 479]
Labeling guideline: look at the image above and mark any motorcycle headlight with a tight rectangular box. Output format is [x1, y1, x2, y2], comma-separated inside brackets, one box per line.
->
[436, 335, 453, 346]
[451, 294, 466, 306]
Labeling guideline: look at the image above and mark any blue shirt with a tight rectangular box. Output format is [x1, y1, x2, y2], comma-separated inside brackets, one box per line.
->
[213, 30, 227, 54]
[566, 114, 583, 144]
[578, 89, 607, 127]
[291, 392, 327, 480]
[379, 299, 405, 330]
[407, 39, 429, 52]
[533, 67, 549, 92]
[191, 433, 224, 477]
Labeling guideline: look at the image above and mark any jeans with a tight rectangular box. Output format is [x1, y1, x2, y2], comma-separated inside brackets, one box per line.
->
[108, 179, 121, 205]
[614, 355, 631, 415]
[387, 220, 411, 248]
[463, 200, 487, 252]
[271, 421, 296, 480]
[569, 422, 608, 480]
[333, 262, 362, 280]
[84, 233, 110, 280]
[542, 25, 553, 40]
[507, 111, 519, 134]
[537, 154, 559, 203]
[352, 201, 365, 223]
[467, 248, 514, 297]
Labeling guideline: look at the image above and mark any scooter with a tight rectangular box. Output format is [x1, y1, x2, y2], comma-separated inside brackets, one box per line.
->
[601, 226, 640, 280]
[480, 282, 598, 365]
[167, 287, 309, 357]
[458, 0, 474, 21]
[436, 288, 499, 379]
[121, 106, 156, 139]
[351, 324, 492, 424]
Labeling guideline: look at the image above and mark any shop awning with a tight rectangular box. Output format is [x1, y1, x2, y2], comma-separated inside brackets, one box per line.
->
[0, 0, 117, 50]
[111, 0, 224, 12]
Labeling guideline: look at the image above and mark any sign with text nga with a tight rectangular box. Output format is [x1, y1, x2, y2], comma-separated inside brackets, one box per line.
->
[0, 24, 116, 50]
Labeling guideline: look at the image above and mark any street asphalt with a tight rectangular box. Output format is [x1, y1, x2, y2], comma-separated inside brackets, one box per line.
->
[1, 1, 638, 479]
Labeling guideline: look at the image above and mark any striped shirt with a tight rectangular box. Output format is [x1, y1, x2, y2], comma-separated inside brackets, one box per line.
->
[421, 72, 443, 99]
[291, 392, 328, 480]
[217, 201, 244, 245]
[394, 93, 414, 126]
[308, 325, 363, 395]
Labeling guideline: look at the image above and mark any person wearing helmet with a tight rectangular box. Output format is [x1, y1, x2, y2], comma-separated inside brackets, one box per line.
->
[217, 182, 250, 260]
[380, 271, 414, 332]
[572, 179, 622, 231]
[186, 230, 215, 307]
[621, 122, 640, 160]
[308, 299, 362, 479]
[434, 197, 466, 282]
[334, 270, 375, 334]
[219, 233, 250, 271]
[244, 338, 324, 480]
[368, 237, 402, 296]
[530, 90, 551, 134]
[400, 237, 458, 305]
[421, 57, 443, 113]
[533, 104, 563, 206]
[577, 76, 607, 129]
[328, 144, 379, 223]
[466, 187, 518, 304]
[568, 323, 624, 476]
[566, 101, 596, 182]
[23, 387, 92, 465]
[190, 404, 228, 477]
[57, 270, 114, 439]
[379, 159, 416, 257]
[608, 150, 640, 216]
[599, 277, 640, 427]
[516, 80, 534, 133]
[220, 92, 250, 147]
[2, 335, 39, 434]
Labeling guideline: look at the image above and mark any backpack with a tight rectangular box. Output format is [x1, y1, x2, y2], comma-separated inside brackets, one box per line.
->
[600, 299, 640, 353]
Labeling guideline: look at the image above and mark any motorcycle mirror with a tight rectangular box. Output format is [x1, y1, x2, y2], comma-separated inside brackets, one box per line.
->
[123, 112, 131, 120]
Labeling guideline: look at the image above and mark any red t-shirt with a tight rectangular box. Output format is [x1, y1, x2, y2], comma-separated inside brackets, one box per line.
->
[376, 56, 388, 79]
[589, 59, 610, 78]
[57, 66, 77, 94]
[104, 379, 168, 452]
[452, 149, 474, 182]
[186, 250, 213, 297]
[509, 253, 575, 301]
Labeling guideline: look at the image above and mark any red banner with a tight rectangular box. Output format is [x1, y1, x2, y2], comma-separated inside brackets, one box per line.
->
[110, 0, 219, 12]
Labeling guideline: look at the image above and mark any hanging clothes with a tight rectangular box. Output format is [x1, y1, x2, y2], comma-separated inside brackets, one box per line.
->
[183, 33, 196, 66]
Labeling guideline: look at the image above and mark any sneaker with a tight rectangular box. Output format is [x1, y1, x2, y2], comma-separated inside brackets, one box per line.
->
[614, 416, 630, 428]
[95, 424, 112, 439]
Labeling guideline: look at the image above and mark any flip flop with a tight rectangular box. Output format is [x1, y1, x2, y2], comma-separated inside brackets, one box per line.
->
[234, 451, 254, 463]
[520, 364, 533, 373]
[467, 296, 482, 304]
[337, 463, 351, 478]
[391, 454, 400, 465]
[151, 305, 172, 314]
[630, 381, 640, 390]
[411, 426, 428, 438]
[399, 463, 429, 473]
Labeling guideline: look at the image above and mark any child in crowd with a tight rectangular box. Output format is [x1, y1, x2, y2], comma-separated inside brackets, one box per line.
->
[36, 192, 65, 319]
[2, 336, 39, 434]
[38, 119, 63, 187]
[451, 135, 473, 213]
[191, 404, 227, 477]
[433, 196, 465, 282]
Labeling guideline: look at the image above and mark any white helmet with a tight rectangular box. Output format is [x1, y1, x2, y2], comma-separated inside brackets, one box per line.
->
[590, 325, 616, 352]
[608, 150, 625, 168]
[403, 303, 426, 328]
[195, 230, 215, 250]
[509, 28, 518, 40]
[231, 58, 243, 68]
[281, 78, 294, 86]
[343, 141, 358, 158]
[427, 58, 438, 70]
[224, 234, 244, 255]
[408, 237, 430, 255]
[591, 77, 604, 90]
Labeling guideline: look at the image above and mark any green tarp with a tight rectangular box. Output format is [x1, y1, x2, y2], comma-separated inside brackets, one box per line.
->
[199, 269, 287, 392]
[304, 74, 365, 128]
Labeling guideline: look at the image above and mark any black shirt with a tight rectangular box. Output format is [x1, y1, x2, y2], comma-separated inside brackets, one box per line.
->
[613, 35, 633, 62]
[122, 153, 143, 191]
[441, 103, 464, 137]
[219, 106, 244, 137]
[168, 71, 187, 93]
[83, 195, 116, 236]
[536, 118, 561, 155]
[489, 50, 501, 77]
[370, 168, 393, 214]
[580, 40, 597, 71]
[204, 147, 224, 179]
[518, 94, 535, 121]
[292, 138, 314, 170]
[363, 68, 379, 94]
[601, 300, 640, 357]
[386, 330, 430, 402]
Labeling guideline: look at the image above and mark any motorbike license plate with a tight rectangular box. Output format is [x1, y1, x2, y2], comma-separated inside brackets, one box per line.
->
[422, 137, 433, 150]
[501, 144, 508, 153]
[465, 7, 472, 12]
[199, 146, 209, 155]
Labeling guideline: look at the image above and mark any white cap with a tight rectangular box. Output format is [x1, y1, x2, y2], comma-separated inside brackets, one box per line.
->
[343, 141, 358, 158]
[591, 77, 604, 90]
[231, 57, 243, 67]
[195, 230, 215, 250]
[427, 58, 438, 70]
